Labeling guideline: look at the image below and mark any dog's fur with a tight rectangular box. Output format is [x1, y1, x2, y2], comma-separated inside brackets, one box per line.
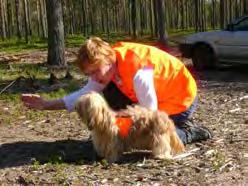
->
[75, 92, 185, 162]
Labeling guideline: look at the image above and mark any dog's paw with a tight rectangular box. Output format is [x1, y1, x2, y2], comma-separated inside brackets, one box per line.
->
[153, 153, 172, 160]
[106, 156, 118, 163]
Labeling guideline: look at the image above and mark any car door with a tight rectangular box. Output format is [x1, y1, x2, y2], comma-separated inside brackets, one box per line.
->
[216, 17, 248, 63]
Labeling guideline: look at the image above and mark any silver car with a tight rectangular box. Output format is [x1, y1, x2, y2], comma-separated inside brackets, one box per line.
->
[179, 16, 248, 70]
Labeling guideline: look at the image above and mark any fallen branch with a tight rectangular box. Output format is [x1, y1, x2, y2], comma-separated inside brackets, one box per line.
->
[0, 80, 17, 94]
[222, 95, 248, 105]
[0, 76, 25, 94]
[219, 160, 236, 172]
[229, 108, 241, 113]
[173, 148, 200, 160]
[230, 138, 248, 142]
[240, 95, 248, 101]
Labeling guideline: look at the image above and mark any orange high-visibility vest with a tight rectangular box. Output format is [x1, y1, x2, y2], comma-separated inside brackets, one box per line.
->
[115, 117, 133, 138]
[115, 115, 176, 138]
[112, 42, 197, 115]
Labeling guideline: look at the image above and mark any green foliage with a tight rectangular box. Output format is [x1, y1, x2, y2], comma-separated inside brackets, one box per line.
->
[65, 35, 86, 47]
[168, 29, 196, 37]
[100, 159, 109, 167]
[48, 153, 64, 165]
[62, 182, 70, 186]
[0, 63, 48, 81]
[0, 61, 85, 128]
[0, 33, 132, 53]
[31, 158, 41, 170]
[211, 151, 226, 171]
[0, 37, 47, 53]
[0, 31, 197, 54]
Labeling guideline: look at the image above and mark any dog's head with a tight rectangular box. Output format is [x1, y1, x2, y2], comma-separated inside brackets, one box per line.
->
[75, 92, 113, 130]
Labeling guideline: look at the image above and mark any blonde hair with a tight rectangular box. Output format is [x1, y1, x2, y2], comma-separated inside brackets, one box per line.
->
[76, 37, 116, 72]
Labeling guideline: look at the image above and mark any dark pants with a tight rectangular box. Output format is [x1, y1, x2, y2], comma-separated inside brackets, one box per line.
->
[170, 97, 198, 144]
[102, 82, 196, 144]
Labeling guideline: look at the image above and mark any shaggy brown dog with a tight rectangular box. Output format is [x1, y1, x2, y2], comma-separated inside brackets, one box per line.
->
[75, 92, 185, 163]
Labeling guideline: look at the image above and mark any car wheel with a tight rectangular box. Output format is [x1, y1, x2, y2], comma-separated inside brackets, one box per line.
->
[192, 44, 216, 71]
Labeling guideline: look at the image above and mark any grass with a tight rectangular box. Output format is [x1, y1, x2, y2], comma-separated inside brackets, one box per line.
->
[0, 30, 196, 54]
[0, 37, 47, 53]
[0, 62, 85, 127]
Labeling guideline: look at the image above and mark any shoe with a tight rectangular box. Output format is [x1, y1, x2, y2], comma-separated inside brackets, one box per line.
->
[176, 119, 213, 144]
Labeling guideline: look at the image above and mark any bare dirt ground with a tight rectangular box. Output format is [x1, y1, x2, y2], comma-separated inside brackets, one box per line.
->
[0, 51, 247, 185]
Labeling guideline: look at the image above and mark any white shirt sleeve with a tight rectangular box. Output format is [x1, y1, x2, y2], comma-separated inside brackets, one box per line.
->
[62, 78, 106, 112]
[133, 67, 158, 110]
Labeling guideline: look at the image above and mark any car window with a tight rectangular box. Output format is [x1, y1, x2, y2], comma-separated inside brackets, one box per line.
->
[233, 18, 248, 31]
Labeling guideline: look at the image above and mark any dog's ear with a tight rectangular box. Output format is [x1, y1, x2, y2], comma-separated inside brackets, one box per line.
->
[75, 96, 94, 129]
[75, 96, 87, 119]
[75, 92, 114, 131]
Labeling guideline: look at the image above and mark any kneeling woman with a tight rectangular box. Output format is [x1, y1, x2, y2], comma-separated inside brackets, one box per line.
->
[21, 37, 213, 144]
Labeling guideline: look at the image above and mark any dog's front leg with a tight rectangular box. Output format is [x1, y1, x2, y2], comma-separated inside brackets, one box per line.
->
[104, 139, 122, 163]
[152, 134, 172, 160]
[91, 133, 105, 158]
[105, 151, 119, 163]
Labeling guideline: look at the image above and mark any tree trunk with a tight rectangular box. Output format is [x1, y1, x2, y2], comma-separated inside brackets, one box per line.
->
[6, 0, 13, 38]
[0, 0, 6, 40]
[195, 0, 199, 32]
[244, 0, 248, 14]
[201, 0, 206, 31]
[139, 0, 144, 36]
[123, 0, 129, 33]
[130, 0, 137, 39]
[23, 0, 29, 43]
[211, 0, 216, 29]
[149, 0, 154, 37]
[185, 0, 189, 29]
[128, 0, 131, 35]
[106, 3, 110, 39]
[15, 0, 21, 38]
[229, 1, 233, 23]
[153, 0, 158, 37]
[114, 5, 118, 32]
[72, 1, 77, 33]
[45, 0, 66, 67]
[27, 0, 32, 36]
[39, 0, 47, 38]
[235, 0, 239, 18]
[180, 0, 185, 29]
[176, 0, 180, 29]
[220, 0, 225, 29]
[37, 0, 41, 37]
[156, 0, 167, 44]
[81, 0, 88, 36]
[224, 0, 228, 27]
[88, 0, 95, 34]
[100, 2, 105, 33]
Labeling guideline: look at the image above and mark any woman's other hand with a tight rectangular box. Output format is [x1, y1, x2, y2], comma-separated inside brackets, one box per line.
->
[21, 94, 47, 110]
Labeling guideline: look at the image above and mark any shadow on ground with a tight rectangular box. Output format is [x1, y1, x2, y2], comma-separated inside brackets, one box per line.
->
[0, 140, 96, 168]
[187, 64, 248, 85]
[0, 139, 152, 168]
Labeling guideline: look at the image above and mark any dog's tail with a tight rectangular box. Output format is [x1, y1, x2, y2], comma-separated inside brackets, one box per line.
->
[170, 131, 185, 154]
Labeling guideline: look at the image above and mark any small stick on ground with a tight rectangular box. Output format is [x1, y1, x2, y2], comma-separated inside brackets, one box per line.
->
[0, 80, 17, 94]
[0, 76, 25, 94]
[173, 148, 200, 160]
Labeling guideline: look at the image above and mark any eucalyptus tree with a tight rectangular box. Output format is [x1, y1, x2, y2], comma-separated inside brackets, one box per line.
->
[46, 0, 66, 67]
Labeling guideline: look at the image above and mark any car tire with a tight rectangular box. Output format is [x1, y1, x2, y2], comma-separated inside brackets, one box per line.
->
[192, 44, 216, 71]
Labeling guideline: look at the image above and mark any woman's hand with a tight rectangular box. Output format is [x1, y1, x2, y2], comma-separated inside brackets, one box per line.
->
[21, 94, 47, 110]
[114, 110, 131, 118]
